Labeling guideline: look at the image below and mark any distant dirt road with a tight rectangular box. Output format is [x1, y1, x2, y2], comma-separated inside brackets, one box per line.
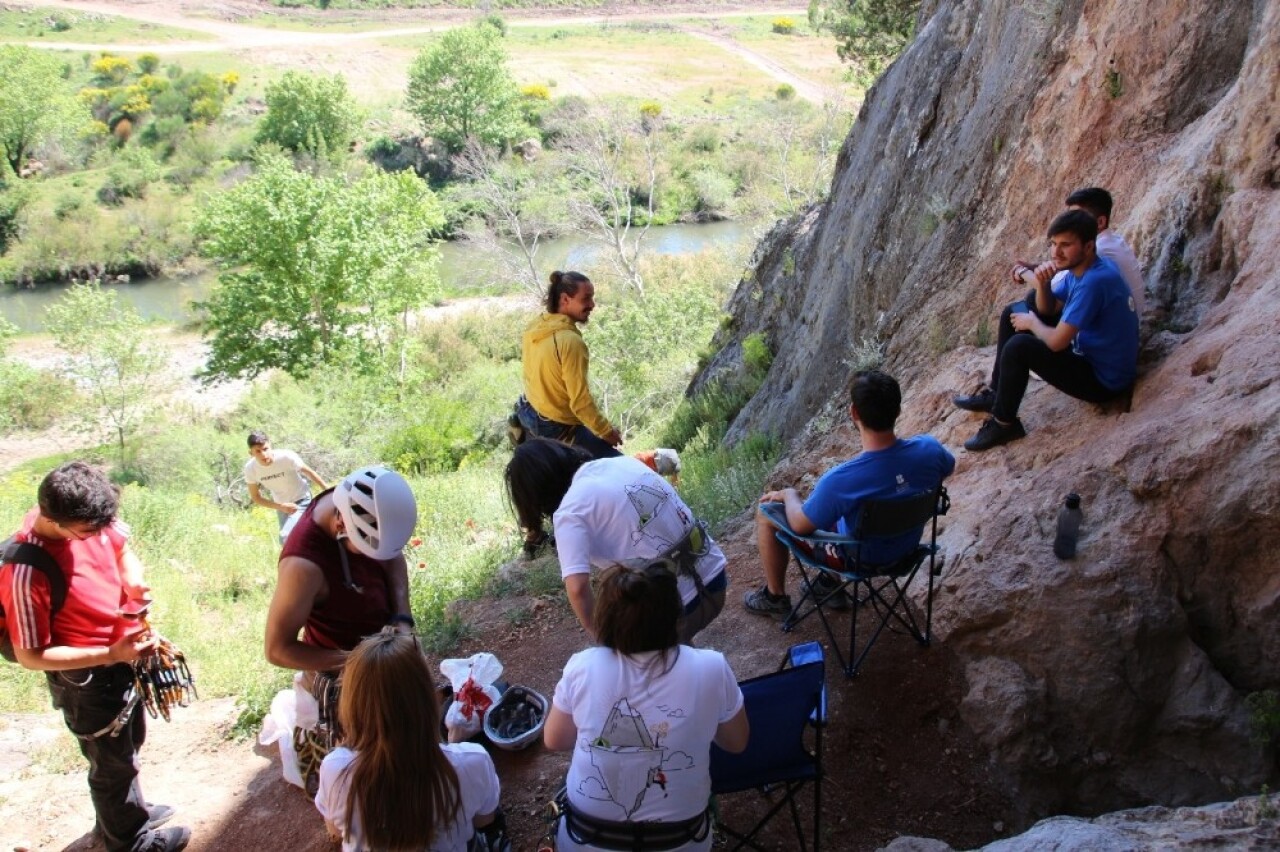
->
[8, 0, 828, 102]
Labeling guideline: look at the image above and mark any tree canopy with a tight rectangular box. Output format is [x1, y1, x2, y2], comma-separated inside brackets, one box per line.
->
[405, 23, 521, 152]
[0, 45, 86, 174]
[256, 71, 362, 161]
[194, 154, 444, 382]
[831, 0, 921, 81]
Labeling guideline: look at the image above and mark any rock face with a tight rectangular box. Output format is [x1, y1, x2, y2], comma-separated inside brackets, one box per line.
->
[700, 0, 1279, 826]
[884, 793, 1280, 851]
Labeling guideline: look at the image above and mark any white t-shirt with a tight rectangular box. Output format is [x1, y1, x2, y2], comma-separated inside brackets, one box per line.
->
[1051, 229, 1145, 314]
[553, 457, 727, 607]
[315, 743, 500, 852]
[553, 646, 744, 852]
[243, 449, 311, 504]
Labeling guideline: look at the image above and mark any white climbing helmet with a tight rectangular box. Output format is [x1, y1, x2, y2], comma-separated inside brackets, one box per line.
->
[332, 466, 418, 560]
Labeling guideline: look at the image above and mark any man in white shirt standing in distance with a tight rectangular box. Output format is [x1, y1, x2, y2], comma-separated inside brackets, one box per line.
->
[244, 431, 327, 544]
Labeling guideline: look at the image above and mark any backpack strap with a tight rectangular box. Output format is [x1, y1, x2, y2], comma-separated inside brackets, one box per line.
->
[0, 535, 68, 619]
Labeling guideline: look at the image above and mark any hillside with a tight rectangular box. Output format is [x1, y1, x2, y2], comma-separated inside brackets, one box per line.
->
[700, 0, 1280, 827]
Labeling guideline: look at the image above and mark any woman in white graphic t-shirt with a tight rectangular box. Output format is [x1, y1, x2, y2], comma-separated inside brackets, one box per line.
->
[545, 561, 749, 851]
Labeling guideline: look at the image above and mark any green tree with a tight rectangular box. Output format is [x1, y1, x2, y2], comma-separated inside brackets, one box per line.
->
[194, 154, 444, 382]
[405, 23, 521, 152]
[45, 283, 167, 466]
[0, 46, 86, 174]
[832, 0, 921, 81]
[256, 71, 362, 161]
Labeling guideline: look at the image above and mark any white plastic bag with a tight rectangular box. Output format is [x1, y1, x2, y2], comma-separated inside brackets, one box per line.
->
[441, 653, 503, 743]
[258, 672, 321, 789]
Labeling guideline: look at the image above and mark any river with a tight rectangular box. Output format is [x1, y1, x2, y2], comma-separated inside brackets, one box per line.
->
[0, 220, 755, 333]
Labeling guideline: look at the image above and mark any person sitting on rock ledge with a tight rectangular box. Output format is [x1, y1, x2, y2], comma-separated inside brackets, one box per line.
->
[744, 370, 955, 618]
[954, 209, 1139, 452]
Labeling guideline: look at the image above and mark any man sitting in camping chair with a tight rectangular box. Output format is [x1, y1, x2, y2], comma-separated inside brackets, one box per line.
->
[743, 369, 955, 619]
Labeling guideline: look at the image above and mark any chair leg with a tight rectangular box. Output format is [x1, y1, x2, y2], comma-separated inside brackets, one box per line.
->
[845, 569, 929, 677]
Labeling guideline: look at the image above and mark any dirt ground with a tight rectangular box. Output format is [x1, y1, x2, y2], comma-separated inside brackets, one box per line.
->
[0, 518, 1014, 852]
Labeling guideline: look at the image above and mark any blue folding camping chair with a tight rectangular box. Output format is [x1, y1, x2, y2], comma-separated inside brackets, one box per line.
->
[767, 485, 950, 678]
[710, 641, 826, 851]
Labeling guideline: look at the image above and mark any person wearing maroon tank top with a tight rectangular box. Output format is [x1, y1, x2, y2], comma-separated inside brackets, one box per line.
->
[264, 466, 419, 676]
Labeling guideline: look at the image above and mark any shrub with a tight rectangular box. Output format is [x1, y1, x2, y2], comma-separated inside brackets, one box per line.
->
[97, 145, 162, 205]
[220, 71, 240, 94]
[0, 360, 79, 433]
[520, 83, 551, 101]
[776, 83, 797, 101]
[91, 55, 133, 85]
[381, 399, 480, 475]
[742, 332, 773, 373]
[46, 11, 74, 32]
[772, 18, 796, 34]
[53, 193, 84, 220]
[639, 101, 663, 121]
[137, 53, 160, 74]
[689, 168, 737, 216]
[686, 123, 721, 153]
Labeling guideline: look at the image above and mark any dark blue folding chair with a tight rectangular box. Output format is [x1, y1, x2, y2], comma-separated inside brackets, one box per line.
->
[770, 485, 950, 678]
[710, 641, 826, 851]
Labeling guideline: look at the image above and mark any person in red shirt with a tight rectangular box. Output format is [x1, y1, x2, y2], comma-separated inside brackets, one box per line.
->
[0, 461, 190, 852]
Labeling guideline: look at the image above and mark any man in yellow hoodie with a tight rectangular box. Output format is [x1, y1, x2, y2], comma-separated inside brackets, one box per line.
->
[518, 270, 623, 460]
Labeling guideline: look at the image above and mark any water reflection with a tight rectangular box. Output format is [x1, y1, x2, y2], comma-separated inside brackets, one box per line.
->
[0, 221, 752, 333]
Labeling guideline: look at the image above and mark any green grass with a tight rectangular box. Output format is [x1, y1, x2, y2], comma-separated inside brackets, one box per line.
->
[0, 7, 214, 43]
[0, 247, 778, 737]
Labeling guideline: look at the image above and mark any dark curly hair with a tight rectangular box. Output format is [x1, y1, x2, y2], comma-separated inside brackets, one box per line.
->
[37, 461, 119, 528]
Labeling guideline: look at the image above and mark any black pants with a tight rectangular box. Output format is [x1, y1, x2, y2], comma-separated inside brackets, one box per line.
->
[992, 333, 1125, 422]
[990, 290, 1060, 389]
[47, 663, 151, 852]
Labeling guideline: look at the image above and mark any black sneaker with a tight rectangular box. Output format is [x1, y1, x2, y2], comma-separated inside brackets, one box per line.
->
[802, 574, 852, 611]
[138, 826, 191, 852]
[743, 585, 793, 620]
[953, 388, 995, 413]
[522, 530, 551, 559]
[964, 417, 1027, 451]
[95, 804, 175, 842]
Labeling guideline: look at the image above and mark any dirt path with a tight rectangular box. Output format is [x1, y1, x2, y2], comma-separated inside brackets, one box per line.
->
[9, 0, 827, 103]
[0, 535, 1013, 852]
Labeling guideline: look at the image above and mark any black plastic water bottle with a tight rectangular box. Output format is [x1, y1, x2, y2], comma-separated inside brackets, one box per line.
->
[1054, 493, 1083, 559]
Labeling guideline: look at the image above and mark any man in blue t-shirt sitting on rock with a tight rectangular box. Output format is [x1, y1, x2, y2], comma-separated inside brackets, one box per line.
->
[955, 209, 1140, 452]
[744, 370, 956, 617]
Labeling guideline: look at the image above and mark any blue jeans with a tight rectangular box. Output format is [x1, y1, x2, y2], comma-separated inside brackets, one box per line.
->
[47, 664, 151, 852]
[516, 397, 621, 460]
[277, 494, 312, 544]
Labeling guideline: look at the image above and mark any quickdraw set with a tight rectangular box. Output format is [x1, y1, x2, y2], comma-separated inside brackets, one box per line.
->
[132, 635, 197, 722]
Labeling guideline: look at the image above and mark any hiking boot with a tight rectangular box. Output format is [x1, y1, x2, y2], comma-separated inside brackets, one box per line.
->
[802, 574, 852, 611]
[522, 530, 551, 559]
[743, 585, 793, 620]
[506, 412, 525, 448]
[95, 804, 175, 842]
[953, 388, 995, 413]
[137, 826, 191, 852]
[964, 417, 1027, 451]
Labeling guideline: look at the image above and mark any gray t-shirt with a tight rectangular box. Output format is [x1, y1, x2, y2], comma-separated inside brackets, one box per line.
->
[243, 449, 310, 504]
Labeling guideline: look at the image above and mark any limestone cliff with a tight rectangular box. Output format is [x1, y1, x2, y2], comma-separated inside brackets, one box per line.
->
[702, 0, 1280, 823]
